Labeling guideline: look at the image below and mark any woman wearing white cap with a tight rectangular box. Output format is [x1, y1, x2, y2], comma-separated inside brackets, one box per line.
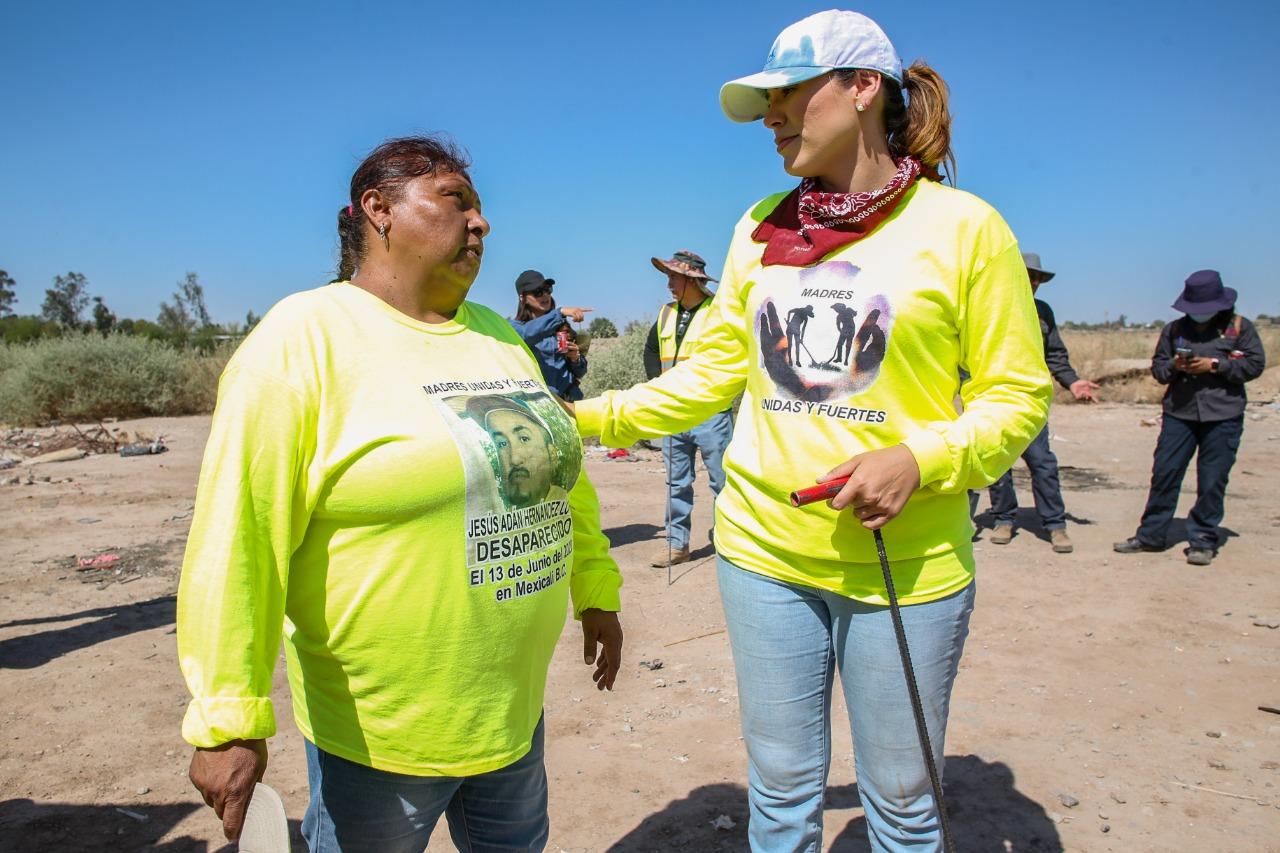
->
[575, 10, 1050, 851]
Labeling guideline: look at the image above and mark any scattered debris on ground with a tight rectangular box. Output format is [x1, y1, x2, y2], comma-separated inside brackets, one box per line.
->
[1, 422, 129, 460]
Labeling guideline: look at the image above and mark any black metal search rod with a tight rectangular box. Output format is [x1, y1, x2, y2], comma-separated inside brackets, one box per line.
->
[789, 477, 957, 851]
[872, 528, 958, 853]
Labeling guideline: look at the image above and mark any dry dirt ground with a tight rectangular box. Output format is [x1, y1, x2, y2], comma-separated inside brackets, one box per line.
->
[2, 403, 1278, 852]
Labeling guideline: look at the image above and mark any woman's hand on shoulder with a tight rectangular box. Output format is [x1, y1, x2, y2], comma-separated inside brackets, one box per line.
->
[581, 608, 622, 691]
[819, 444, 921, 530]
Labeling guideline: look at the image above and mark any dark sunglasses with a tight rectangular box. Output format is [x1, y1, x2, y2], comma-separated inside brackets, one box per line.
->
[528, 285, 553, 298]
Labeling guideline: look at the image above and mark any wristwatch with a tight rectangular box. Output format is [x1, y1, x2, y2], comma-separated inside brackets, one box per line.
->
[1210, 357, 1221, 373]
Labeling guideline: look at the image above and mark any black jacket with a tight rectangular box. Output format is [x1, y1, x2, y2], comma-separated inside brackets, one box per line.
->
[1152, 314, 1266, 421]
[1036, 299, 1080, 390]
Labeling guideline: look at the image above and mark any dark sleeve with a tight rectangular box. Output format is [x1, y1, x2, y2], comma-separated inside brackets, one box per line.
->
[569, 352, 589, 379]
[643, 321, 661, 381]
[509, 311, 563, 345]
[1038, 301, 1080, 389]
[1151, 323, 1176, 385]
[1218, 318, 1267, 384]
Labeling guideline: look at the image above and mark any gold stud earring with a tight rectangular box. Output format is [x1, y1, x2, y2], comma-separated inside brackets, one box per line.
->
[378, 223, 389, 250]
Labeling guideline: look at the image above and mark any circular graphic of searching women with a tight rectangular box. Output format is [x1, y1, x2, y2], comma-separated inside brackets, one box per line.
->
[755, 261, 891, 402]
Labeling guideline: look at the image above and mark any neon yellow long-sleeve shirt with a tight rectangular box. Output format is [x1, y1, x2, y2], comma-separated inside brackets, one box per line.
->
[178, 283, 621, 776]
[578, 181, 1051, 605]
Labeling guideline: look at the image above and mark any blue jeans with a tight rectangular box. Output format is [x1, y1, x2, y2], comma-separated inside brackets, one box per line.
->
[301, 717, 548, 852]
[662, 410, 733, 548]
[987, 426, 1067, 529]
[718, 558, 975, 852]
[1136, 414, 1243, 551]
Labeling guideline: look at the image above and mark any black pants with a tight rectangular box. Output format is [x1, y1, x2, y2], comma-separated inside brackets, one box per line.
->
[987, 426, 1067, 529]
[1136, 414, 1243, 550]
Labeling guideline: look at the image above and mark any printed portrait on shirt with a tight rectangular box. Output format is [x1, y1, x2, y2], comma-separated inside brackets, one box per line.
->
[429, 384, 579, 603]
[755, 261, 893, 402]
[436, 390, 581, 513]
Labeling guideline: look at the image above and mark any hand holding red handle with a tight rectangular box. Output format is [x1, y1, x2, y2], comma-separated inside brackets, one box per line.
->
[789, 476, 851, 507]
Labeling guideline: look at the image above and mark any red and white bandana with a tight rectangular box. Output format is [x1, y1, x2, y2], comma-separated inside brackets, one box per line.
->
[753, 157, 923, 267]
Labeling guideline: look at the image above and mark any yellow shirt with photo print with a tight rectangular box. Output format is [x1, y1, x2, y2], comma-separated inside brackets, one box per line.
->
[178, 283, 621, 776]
[577, 180, 1051, 605]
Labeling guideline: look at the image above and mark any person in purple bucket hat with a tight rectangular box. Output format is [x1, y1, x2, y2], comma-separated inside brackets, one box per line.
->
[1114, 270, 1266, 565]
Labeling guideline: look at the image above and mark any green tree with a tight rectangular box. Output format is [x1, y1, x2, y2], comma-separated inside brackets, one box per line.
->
[41, 272, 91, 328]
[117, 317, 169, 340]
[157, 271, 212, 343]
[91, 296, 117, 334]
[1, 315, 60, 343]
[0, 269, 16, 317]
[179, 271, 212, 328]
[587, 316, 619, 338]
[244, 309, 261, 330]
[156, 299, 193, 341]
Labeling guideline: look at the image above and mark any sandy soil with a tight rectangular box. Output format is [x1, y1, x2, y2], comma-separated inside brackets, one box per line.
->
[2, 402, 1278, 852]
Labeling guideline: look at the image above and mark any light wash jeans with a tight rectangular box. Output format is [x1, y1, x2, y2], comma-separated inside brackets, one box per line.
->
[661, 410, 733, 549]
[718, 558, 975, 852]
[301, 716, 548, 852]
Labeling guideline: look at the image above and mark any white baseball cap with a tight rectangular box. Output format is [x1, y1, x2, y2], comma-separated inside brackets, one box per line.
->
[720, 10, 903, 123]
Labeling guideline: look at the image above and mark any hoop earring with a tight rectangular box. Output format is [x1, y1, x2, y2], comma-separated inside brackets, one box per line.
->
[378, 223, 389, 250]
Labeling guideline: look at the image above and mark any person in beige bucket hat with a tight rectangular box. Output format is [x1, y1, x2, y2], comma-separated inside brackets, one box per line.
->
[642, 249, 733, 567]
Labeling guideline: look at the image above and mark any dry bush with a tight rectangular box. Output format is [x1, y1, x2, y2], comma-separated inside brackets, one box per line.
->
[0, 333, 234, 425]
[1060, 326, 1280, 404]
[580, 319, 652, 398]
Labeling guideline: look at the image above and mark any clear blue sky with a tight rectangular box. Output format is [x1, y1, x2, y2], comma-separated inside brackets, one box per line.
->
[3, 0, 1277, 327]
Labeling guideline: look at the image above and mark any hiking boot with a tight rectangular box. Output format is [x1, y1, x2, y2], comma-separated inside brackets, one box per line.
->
[1050, 529, 1074, 554]
[1113, 537, 1162, 554]
[650, 545, 691, 568]
[989, 522, 1014, 545]
[1185, 547, 1214, 566]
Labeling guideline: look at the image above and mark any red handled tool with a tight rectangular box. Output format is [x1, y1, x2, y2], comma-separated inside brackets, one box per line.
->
[789, 475, 850, 507]
[788, 477, 959, 853]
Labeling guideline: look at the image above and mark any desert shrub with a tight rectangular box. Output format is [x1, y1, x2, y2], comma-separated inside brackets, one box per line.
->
[180, 341, 236, 412]
[1058, 326, 1280, 405]
[580, 318, 652, 397]
[0, 333, 234, 425]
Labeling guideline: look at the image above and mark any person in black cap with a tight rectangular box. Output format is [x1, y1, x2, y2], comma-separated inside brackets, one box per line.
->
[1114, 270, 1266, 565]
[509, 270, 594, 401]
[981, 252, 1099, 553]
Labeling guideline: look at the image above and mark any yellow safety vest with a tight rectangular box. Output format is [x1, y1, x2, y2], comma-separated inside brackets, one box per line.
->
[656, 298, 714, 373]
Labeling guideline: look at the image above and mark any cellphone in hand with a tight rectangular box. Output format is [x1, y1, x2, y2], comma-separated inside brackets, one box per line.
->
[1175, 346, 1194, 359]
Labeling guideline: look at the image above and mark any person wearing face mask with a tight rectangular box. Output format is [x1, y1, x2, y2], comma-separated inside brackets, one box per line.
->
[510, 270, 594, 401]
[177, 136, 623, 850]
[573, 11, 1051, 850]
[982, 252, 1099, 553]
[641, 250, 734, 567]
[1114, 270, 1265, 565]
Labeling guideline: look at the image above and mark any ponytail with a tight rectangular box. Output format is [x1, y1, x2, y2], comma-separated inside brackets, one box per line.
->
[336, 205, 362, 282]
[884, 60, 955, 184]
